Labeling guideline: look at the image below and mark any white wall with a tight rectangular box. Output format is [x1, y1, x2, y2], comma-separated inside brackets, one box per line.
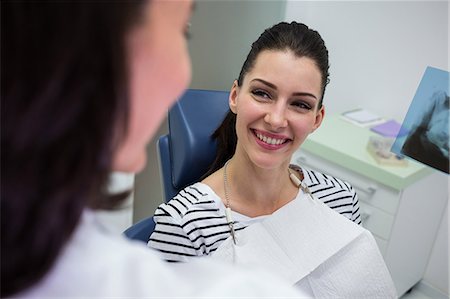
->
[285, 1, 448, 295]
[133, 122, 168, 223]
[188, 0, 287, 91]
[285, 1, 448, 122]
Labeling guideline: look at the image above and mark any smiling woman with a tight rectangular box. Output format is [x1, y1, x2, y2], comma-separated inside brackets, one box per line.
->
[149, 21, 361, 258]
[229, 51, 324, 173]
[147, 22, 397, 297]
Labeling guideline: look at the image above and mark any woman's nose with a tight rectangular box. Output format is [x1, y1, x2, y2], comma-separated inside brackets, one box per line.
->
[264, 105, 288, 129]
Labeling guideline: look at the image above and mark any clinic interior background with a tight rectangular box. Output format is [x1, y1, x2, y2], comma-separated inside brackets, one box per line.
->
[102, 1, 448, 297]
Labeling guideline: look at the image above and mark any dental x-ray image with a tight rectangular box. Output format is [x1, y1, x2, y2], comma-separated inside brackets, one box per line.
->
[391, 66, 449, 174]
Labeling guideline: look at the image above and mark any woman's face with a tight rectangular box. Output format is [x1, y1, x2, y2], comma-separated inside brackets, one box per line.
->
[113, 0, 193, 173]
[230, 50, 324, 170]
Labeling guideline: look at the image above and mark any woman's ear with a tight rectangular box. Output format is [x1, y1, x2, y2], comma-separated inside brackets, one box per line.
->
[229, 80, 239, 114]
[312, 105, 325, 132]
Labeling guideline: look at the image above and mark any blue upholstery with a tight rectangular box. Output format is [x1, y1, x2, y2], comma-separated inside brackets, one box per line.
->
[124, 89, 230, 242]
[160, 89, 230, 201]
[123, 216, 155, 242]
[156, 135, 174, 202]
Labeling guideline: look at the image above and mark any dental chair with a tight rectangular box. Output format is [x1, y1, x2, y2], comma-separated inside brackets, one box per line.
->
[123, 89, 230, 242]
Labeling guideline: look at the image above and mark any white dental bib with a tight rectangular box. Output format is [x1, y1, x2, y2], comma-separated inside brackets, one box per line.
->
[211, 190, 397, 298]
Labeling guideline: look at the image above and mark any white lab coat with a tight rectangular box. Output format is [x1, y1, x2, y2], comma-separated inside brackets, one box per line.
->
[12, 210, 301, 298]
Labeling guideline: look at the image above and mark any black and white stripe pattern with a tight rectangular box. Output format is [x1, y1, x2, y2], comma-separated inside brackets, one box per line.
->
[148, 165, 361, 262]
[299, 165, 361, 225]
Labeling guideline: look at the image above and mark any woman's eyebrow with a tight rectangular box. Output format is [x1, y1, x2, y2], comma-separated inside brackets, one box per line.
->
[251, 78, 277, 90]
[251, 78, 318, 100]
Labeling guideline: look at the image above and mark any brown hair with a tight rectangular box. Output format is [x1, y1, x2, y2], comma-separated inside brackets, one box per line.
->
[1, 1, 145, 296]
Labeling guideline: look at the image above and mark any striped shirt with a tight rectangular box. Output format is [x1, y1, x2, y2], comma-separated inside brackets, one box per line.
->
[148, 165, 362, 262]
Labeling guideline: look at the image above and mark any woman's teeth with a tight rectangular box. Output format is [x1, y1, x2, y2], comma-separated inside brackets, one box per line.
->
[256, 132, 286, 145]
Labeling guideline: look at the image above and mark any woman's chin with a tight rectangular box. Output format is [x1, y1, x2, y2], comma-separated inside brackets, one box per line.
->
[249, 155, 291, 171]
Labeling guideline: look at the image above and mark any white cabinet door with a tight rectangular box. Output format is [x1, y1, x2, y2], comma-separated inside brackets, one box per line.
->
[292, 149, 448, 297]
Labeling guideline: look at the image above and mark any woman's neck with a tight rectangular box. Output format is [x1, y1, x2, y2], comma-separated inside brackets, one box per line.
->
[224, 155, 299, 217]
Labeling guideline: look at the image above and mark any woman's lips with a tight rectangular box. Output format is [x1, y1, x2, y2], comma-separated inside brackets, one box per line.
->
[252, 129, 291, 150]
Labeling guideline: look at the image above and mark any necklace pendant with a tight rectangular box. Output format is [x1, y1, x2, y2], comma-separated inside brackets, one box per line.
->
[225, 207, 237, 245]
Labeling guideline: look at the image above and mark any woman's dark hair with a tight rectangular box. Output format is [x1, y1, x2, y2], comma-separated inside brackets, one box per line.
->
[1, 1, 145, 296]
[203, 21, 330, 178]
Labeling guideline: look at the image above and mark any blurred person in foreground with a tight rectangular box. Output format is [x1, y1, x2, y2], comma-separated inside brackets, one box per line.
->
[1, 1, 301, 297]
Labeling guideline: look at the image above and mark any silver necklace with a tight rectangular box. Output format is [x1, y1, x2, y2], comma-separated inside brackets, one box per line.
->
[222, 160, 309, 245]
[223, 160, 237, 244]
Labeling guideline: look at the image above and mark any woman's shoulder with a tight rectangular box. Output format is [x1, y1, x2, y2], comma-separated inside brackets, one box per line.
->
[154, 182, 222, 221]
[293, 164, 360, 223]
[292, 164, 355, 194]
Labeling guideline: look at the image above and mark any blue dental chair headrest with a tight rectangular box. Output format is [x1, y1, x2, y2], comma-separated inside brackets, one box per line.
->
[158, 89, 230, 202]
[124, 89, 230, 242]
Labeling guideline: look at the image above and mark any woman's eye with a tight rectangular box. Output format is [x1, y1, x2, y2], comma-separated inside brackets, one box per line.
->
[292, 101, 312, 110]
[251, 89, 271, 100]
